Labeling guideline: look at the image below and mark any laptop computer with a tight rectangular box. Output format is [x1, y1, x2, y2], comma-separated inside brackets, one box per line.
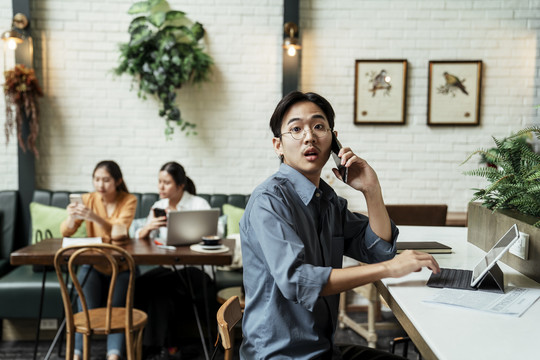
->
[426, 224, 519, 291]
[166, 208, 220, 246]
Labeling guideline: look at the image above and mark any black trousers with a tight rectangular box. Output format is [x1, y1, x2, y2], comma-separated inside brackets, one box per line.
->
[135, 266, 215, 347]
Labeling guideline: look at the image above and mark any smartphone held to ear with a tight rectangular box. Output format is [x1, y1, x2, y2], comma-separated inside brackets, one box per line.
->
[69, 194, 83, 205]
[331, 132, 348, 183]
[153, 208, 167, 219]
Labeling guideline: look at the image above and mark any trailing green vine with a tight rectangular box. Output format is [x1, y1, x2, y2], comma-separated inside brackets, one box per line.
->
[462, 126, 540, 227]
[114, 0, 213, 136]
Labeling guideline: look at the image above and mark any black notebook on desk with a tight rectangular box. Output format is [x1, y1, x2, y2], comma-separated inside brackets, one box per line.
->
[397, 241, 452, 254]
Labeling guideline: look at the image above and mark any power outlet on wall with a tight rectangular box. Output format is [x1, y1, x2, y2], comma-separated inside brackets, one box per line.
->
[509, 232, 529, 260]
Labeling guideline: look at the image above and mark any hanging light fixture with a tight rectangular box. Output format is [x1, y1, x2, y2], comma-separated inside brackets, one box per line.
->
[2, 13, 29, 50]
[283, 22, 301, 57]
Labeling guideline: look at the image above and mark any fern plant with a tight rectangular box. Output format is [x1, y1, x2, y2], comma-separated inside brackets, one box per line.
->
[462, 126, 540, 227]
[114, 0, 213, 136]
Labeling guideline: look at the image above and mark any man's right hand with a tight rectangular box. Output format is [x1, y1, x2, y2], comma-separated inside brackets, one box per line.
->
[383, 250, 440, 278]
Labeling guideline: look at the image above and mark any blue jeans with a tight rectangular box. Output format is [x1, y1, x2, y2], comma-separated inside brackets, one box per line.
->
[74, 264, 138, 358]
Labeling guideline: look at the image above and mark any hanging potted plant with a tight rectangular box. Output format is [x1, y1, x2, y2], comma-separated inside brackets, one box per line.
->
[3, 64, 43, 157]
[114, 0, 213, 136]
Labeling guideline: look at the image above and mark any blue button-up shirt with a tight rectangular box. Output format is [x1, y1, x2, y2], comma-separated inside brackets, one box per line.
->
[239, 164, 398, 360]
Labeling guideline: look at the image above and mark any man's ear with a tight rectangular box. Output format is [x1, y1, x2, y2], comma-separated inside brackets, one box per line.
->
[272, 137, 283, 158]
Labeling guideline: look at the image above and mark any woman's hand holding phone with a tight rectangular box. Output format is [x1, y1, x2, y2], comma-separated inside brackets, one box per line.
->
[67, 194, 87, 220]
[138, 208, 168, 239]
[150, 208, 167, 228]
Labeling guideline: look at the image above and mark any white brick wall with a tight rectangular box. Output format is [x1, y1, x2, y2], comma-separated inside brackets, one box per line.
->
[0, 0, 18, 190]
[30, 0, 283, 196]
[1, 0, 539, 213]
[302, 0, 540, 212]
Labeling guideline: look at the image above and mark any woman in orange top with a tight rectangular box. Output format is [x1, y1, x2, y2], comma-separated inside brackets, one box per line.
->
[61, 160, 137, 360]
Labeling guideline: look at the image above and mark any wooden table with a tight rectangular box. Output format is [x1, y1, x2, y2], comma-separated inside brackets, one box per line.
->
[11, 237, 235, 266]
[10, 238, 234, 360]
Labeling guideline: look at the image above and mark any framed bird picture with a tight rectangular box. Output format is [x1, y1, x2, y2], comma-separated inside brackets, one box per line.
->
[354, 59, 408, 125]
[428, 60, 483, 126]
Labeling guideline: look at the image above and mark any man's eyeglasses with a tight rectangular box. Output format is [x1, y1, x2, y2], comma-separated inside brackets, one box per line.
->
[279, 125, 331, 141]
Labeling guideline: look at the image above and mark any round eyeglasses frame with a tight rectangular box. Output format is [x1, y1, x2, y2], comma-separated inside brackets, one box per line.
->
[279, 127, 331, 141]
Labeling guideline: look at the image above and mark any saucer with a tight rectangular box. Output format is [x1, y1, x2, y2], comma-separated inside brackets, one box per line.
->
[190, 244, 229, 254]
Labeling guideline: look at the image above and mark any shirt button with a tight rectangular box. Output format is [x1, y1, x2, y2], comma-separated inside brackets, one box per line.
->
[315, 193, 320, 198]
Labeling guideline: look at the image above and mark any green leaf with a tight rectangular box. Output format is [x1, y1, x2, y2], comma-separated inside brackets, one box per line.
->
[165, 10, 186, 22]
[148, 11, 167, 28]
[148, 0, 164, 7]
[128, 17, 149, 33]
[129, 26, 153, 46]
[128, 1, 151, 15]
[160, 53, 170, 65]
[191, 22, 205, 41]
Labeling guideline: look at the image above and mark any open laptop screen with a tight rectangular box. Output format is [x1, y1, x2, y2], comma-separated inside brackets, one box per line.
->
[166, 208, 220, 246]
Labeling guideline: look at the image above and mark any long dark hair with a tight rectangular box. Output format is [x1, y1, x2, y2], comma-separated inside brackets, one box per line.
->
[160, 161, 196, 195]
[93, 160, 129, 193]
[269, 91, 335, 137]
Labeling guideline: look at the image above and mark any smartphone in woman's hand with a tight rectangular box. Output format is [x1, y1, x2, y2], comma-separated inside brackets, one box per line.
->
[153, 208, 167, 219]
[69, 194, 83, 205]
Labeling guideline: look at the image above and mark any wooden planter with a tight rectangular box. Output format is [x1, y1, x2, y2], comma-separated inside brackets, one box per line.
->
[467, 202, 540, 283]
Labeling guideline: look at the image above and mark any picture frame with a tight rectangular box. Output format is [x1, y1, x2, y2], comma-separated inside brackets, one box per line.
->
[427, 60, 482, 126]
[354, 59, 408, 125]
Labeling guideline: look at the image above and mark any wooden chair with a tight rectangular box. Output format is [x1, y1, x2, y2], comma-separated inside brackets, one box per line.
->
[53, 243, 148, 360]
[213, 295, 243, 360]
[217, 286, 245, 309]
[385, 204, 448, 226]
[339, 204, 448, 348]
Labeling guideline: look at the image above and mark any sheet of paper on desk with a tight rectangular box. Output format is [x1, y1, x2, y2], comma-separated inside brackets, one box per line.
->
[62, 237, 103, 247]
[424, 287, 540, 317]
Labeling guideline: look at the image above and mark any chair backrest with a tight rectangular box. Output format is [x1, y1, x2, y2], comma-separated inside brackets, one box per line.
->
[53, 243, 137, 335]
[216, 295, 243, 351]
[385, 204, 448, 226]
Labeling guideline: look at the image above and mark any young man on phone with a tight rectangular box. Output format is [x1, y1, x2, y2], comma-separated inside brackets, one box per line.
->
[239, 92, 439, 359]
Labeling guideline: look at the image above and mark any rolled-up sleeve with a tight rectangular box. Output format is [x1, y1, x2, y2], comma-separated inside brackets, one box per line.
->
[343, 209, 398, 263]
[245, 193, 332, 312]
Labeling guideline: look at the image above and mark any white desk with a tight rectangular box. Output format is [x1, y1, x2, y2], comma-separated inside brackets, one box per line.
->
[377, 226, 540, 360]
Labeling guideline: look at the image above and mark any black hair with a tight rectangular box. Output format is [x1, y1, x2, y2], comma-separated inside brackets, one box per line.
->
[269, 91, 335, 137]
[160, 161, 196, 195]
[93, 160, 129, 193]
